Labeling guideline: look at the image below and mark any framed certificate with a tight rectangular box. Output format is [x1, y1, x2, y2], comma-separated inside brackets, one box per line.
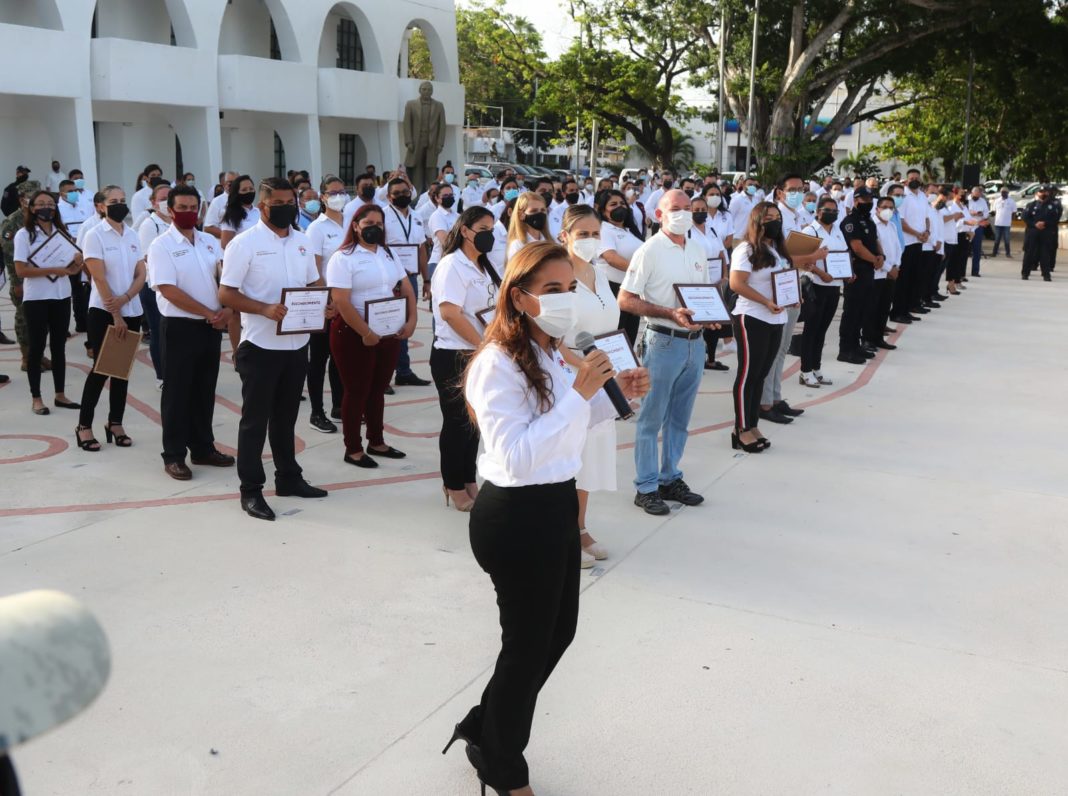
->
[475, 306, 496, 327]
[390, 244, 420, 274]
[673, 283, 731, 323]
[592, 330, 640, 374]
[825, 250, 853, 279]
[365, 296, 408, 337]
[28, 230, 80, 283]
[277, 287, 330, 335]
[706, 257, 724, 284]
[771, 268, 801, 308]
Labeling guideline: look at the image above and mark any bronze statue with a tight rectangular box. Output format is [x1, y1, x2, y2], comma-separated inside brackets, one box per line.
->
[402, 81, 446, 192]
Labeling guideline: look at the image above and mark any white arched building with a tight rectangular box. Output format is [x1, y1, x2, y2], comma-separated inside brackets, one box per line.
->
[0, 0, 464, 190]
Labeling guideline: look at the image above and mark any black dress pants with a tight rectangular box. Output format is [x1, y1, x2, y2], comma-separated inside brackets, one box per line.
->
[79, 308, 143, 428]
[458, 480, 580, 791]
[891, 243, 921, 318]
[839, 262, 873, 354]
[799, 285, 839, 373]
[430, 346, 479, 490]
[864, 278, 895, 345]
[921, 250, 942, 302]
[306, 332, 341, 416]
[69, 275, 89, 331]
[608, 280, 640, 347]
[233, 341, 308, 494]
[24, 297, 70, 397]
[160, 317, 222, 464]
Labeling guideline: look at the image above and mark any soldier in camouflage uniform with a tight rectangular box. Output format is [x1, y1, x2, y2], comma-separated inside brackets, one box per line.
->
[2, 179, 52, 372]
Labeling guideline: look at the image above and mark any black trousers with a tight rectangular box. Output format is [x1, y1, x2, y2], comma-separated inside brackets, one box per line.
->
[608, 280, 640, 347]
[69, 276, 89, 331]
[79, 308, 143, 428]
[922, 250, 943, 301]
[233, 341, 308, 494]
[891, 243, 922, 318]
[23, 297, 70, 398]
[935, 245, 954, 293]
[459, 480, 580, 791]
[949, 233, 970, 282]
[430, 346, 479, 490]
[864, 278, 895, 345]
[799, 285, 839, 373]
[306, 332, 341, 415]
[160, 317, 222, 464]
[1022, 229, 1056, 278]
[731, 314, 782, 431]
[839, 262, 874, 354]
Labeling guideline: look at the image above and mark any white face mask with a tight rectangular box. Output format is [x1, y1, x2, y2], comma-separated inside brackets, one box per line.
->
[831, 189, 843, 199]
[326, 194, 348, 212]
[570, 237, 600, 263]
[624, 189, 635, 200]
[524, 290, 576, 338]
[878, 208, 894, 222]
[706, 195, 721, 209]
[661, 209, 693, 235]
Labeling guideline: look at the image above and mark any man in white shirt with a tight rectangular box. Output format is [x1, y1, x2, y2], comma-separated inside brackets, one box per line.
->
[203, 171, 238, 238]
[460, 171, 484, 211]
[866, 194, 902, 349]
[920, 185, 946, 308]
[965, 185, 991, 276]
[55, 177, 95, 334]
[130, 163, 163, 220]
[890, 168, 930, 322]
[148, 184, 234, 481]
[219, 177, 329, 520]
[341, 172, 377, 231]
[645, 169, 674, 213]
[619, 189, 714, 516]
[383, 177, 431, 386]
[45, 160, 65, 193]
[728, 177, 760, 239]
[991, 188, 1015, 257]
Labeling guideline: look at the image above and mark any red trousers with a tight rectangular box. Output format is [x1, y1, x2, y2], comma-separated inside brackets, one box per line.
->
[329, 317, 400, 455]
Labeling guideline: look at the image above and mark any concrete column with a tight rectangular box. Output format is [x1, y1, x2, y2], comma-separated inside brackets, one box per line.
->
[274, 113, 320, 184]
[40, 97, 98, 189]
[171, 105, 222, 188]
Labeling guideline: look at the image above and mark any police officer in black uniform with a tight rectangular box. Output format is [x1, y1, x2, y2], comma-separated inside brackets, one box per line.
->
[838, 187, 883, 365]
[1, 165, 31, 217]
[1021, 185, 1062, 281]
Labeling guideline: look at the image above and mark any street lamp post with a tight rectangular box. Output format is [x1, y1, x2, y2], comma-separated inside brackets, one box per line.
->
[745, 0, 760, 176]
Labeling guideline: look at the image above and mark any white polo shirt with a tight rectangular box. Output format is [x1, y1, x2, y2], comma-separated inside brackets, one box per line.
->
[922, 202, 943, 252]
[597, 220, 643, 284]
[619, 230, 707, 331]
[138, 212, 171, 281]
[83, 221, 144, 316]
[900, 189, 929, 246]
[12, 226, 73, 302]
[306, 214, 346, 275]
[384, 205, 425, 274]
[325, 243, 405, 321]
[431, 249, 495, 351]
[148, 224, 222, 319]
[58, 194, 94, 236]
[428, 205, 458, 263]
[801, 221, 848, 288]
[220, 221, 319, 350]
[729, 242, 789, 325]
[341, 196, 370, 232]
[203, 191, 228, 228]
[220, 206, 260, 235]
[130, 184, 154, 219]
[729, 192, 758, 239]
[875, 217, 902, 278]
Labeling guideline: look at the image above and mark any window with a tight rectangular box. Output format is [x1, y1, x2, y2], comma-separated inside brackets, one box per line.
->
[274, 132, 286, 179]
[338, 134, 356, 186]
[269, 19, 281, 61]
[336, 18, 364, 71]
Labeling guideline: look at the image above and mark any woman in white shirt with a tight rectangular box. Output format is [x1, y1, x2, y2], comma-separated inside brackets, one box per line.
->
[728, 202, 790, 453]
[798, 196, 846, 387]
[427, 182, 459, 272]
[76, 186, 146, 451]
[558, 205, 620, 566]
[327, 204, 417, 468]
[688, 194, 731, 372]
[137, 183, 171, 385]
[504, 191, 547, 263]
[219, 175, 260, 249]
[594, 189, 643, 343]
[444, 241, 648, 796]
[430, 206, 500, 512]
[13, 189, 81, 415]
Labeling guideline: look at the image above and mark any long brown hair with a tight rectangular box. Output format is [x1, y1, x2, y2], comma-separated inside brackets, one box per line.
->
[24, 190, 70, 244]
[466, 241, 571, 415]
[744, 201, 791, 271]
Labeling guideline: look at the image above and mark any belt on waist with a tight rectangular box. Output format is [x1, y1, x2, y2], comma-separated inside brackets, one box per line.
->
[647, 323, 702, 340]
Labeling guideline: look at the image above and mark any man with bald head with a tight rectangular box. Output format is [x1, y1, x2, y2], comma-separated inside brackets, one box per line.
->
[619, 190, 718, 515]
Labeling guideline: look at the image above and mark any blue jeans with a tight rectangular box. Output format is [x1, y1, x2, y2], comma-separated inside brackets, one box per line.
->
[992, 225, 1011, 257]
[970, 228, 985, 275]
[633, 329, 704, 494]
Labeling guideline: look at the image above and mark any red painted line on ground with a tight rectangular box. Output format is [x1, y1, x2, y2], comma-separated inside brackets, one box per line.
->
[0, 434, 69, 464]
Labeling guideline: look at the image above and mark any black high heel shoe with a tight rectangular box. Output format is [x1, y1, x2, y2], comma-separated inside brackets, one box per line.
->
[731, 431, 764, 453]
[441, 723, 475, 755]
[104, 422, 132, 447]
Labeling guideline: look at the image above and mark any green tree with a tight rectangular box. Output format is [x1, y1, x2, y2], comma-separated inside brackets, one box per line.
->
[406, 27, 433, 80]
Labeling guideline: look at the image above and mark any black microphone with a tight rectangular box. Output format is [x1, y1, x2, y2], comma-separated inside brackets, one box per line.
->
[574, 331, 634, 420]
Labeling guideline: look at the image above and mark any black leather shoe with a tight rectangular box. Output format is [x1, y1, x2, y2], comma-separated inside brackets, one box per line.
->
[659, 478, 704, 506]
[890, 315, 912, 324]
[275, 480, 328, 498]
[913, 307, 930, 314]
[634, 491, 671, 515]
[759, 407, 793, 424]
[394, 373, 431, 387]
[862, 349, 876, 359]
[837, 351, 866, 365]
[907, 314, 922, 321]
[330, 407, 342, 420]
[874, 340, 897, 350]
[309, 412, 338, 434]
[934, 293, 949, 301]
[241, 493, 275, 521]
[344, 452, 378, 468]
[191, 449, 235, 467]
[0, 332, 14, 345]
[923, 301, 941, 309]
[774, 400, 804, 417]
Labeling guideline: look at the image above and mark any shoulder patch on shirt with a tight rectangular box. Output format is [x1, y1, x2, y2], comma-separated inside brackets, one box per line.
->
[842, 222, 854, 234]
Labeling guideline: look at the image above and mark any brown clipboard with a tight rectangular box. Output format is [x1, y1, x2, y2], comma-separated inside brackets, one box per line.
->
[93, 325, 143, 380]
[785, 230, 821, 257]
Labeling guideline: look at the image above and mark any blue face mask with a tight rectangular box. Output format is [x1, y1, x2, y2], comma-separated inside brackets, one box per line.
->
[74, 178, 85, 190]
[785, 191, 803, 209]
[304, 200, 321, 215]
[64, 191, 79, 205]
[804, 201, 816, 213]
[746, 184, 757, 196]
[893, 196, 904, 209]
[443, 173, 455, 184]
[504, 188, 520, 202]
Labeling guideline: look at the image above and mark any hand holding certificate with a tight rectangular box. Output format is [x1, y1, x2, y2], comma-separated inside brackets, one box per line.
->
[771, 268, 801, 308]
[365, 296, 408, 338]
[825, 250, 853, 279]
[277, 287, 330, 334]
[590, 330, 640, 375]
[674, 283, 731, 324]
[29, 231, 80, 283]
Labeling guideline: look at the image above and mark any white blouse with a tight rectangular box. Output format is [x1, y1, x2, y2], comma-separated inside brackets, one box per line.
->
[83, 221, 144, 316]
[12, 226, 74, 302]
[688, 226, 727, 283]
[802, 221, 848, 288]
[432, 249, 497, 351]
[325, 243, 405, 321]
[466, 342, 616, 487]
[596, 220, 643, 284]
[564, 266, 619, 350]
[730, 241, 789, 326]
[219, 206, 260, 235]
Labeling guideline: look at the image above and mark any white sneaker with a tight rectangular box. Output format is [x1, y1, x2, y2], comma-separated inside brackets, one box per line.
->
[580, 549, 596, 569]
[813, 370, 833, 385]
[719, 339, 737, 354]
[583, 541, 608, 560]
[799, 371, 821, 388]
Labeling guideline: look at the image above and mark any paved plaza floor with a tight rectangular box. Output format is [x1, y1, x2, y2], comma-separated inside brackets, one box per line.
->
[1, 251, 1066, 795]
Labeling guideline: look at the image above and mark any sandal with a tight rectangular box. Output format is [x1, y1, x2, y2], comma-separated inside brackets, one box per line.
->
[75, 425, 101, 452]
[104, 422, 132, 447]
[33, 403, 50, 415]
[367, 445, 406, 459]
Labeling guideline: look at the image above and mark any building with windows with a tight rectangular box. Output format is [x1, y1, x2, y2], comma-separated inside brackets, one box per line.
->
[0, 0, 464, 192]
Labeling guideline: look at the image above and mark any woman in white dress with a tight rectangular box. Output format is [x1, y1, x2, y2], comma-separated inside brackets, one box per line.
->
[560, 205, 621, 567]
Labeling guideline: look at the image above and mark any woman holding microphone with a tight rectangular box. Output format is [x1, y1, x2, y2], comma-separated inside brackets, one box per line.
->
[430, 206, 500, 512]
[444, 241, 649, 796]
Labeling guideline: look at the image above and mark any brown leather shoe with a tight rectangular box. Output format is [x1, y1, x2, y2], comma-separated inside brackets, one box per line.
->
[164, 461, 192, 481]
[191, 450, 235, 467]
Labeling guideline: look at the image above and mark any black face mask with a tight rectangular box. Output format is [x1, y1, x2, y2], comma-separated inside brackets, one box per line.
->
[692, 211, 708, 225]
[237, 191, 256, 206]
[106, 202, 128, 222]
[854, 203, 872, 215]
[539, 191, 553, 207]
[819, 209, 838, 224]
[908, 179, 921, 191]
[440, 195, 455, 209]
[391, 194, 412, 209]
[16, 173, 27, 183]
[524, 212, 547, 231]
[472, 229, 495, 254]
[359, 185, 376, 201]
[267, 203, 298, 228]
[684, 189, 694, 198]
[662, 179, 673, 189]
[564, 192, 579, 205]
[360, 225, 384, 245]
[763, 219, 782, 239]
[554, 191, 564, 204]
[609, 206, 629, 223]
[33, 208, 55, 222]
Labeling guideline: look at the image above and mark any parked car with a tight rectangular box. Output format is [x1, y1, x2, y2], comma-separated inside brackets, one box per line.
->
[463, 164, 492, 185]
[984, 179, 1021, 198]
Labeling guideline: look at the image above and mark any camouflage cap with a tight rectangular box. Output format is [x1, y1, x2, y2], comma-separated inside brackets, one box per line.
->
[16, 179, 42, 197]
